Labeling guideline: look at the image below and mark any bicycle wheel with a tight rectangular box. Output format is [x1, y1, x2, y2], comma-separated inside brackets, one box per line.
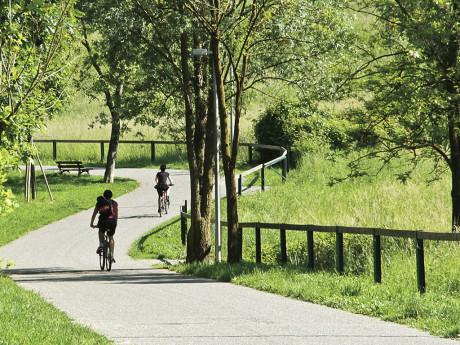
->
[106, 241, 112, 271]
[164, 196, 168, 214]
[158, 197, 163, 217]
[99, 247, 105, 270]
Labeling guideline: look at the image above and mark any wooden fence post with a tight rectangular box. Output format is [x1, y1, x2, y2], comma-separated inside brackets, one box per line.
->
[282, 156, 287, 183]
[248, 146, 253, 163]
[307, 230, 314, 269]
[238, 227, 243, 261]
[373, 231, 382, 283]
[261, 164, 265, 191]
[336, 228, 344, 275]
[238, 175, 242, 196]
[181, 201, 187, 245]
[416, 233, 426, 293]
[151, 142, 155, 162]
[53, 140, 57, 160]
[256, 226, 261, 263]
[280, 229, 287, 263]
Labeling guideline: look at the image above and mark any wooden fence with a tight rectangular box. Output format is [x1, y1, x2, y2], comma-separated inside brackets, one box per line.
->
[34, 139, 184, 162]
[33, 140, 286, 167]
[180, 210, 460, 293]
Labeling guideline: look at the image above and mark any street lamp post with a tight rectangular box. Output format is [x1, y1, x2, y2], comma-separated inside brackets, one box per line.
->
[192, 48, 222, 263]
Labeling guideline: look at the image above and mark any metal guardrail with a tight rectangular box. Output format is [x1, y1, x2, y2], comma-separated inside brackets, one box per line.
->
[237, 143, 288, 194]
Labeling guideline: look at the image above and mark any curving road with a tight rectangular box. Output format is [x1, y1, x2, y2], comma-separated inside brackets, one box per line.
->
[0, 168, 458, 345]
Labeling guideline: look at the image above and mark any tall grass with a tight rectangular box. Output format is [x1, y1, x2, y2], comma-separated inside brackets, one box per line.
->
[33, 91, 256, 169]
[131, 151, 459, 338]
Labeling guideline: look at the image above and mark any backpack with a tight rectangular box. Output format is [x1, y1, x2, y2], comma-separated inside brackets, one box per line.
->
[98, 199, 113, 219]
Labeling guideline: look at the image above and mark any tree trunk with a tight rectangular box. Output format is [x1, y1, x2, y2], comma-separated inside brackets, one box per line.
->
[104, 114, 120, 183]
[210, 31, 242, 263]
[103, 82, 123, 184]
[180, 23, 213, 263]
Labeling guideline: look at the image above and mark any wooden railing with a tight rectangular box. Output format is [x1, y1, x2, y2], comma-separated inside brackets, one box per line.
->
[34, 139, 184, 162]
[180, 210, 460, 293]
[33, 140, 287, 172]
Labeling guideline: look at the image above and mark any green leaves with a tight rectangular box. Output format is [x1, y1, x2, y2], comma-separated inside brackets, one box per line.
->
[0, 0, 80, 213]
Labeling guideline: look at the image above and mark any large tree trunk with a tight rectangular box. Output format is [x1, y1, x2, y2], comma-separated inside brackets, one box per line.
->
[210, 31, 243, 263]
[181, 25, 213, 262]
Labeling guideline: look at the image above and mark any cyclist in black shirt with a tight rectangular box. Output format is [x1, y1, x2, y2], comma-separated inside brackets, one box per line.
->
[155, 164, 173, 212]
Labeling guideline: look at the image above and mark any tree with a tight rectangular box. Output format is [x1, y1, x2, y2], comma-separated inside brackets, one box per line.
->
[129, 0, 215, 262]
[77, 1, 160, 183]
[183, 0, 355, 262]
[0, 0, 79, 213]
[344, 1, 459, 231]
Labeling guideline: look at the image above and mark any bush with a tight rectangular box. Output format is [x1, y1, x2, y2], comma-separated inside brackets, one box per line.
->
[253, 102, 348, 166]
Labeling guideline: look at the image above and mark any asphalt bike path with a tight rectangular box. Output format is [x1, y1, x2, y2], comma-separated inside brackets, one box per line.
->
[0, 168, 457, 345]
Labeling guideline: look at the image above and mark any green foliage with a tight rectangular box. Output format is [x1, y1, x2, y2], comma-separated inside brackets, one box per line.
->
[254, 102, 348, 166]
[342, 1, 460, 225]
[0, 0, 81, 215]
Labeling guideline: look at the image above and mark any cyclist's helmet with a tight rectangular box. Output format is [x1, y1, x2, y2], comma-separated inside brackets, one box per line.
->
[160, 164, 166, 172]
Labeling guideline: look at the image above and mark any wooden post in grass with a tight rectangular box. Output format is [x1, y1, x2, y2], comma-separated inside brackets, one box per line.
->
[261, 164, 265, 191]
[336, 228, 344, 275]
[255, 226, 261, 263]
[282, 155, 287, 183]
[151, 142, 155, 162]
[100, 141, 105, 162]
[280, 229, 287, 263]
[181, 201, 187, 245]
[238, 227, 243, 261]
[307, 230, 314, 269]
[53, 140, 57, 160]
[416, 233, 426, 293]
[238, 175, 242, 196]
[373, 231, 382, 283]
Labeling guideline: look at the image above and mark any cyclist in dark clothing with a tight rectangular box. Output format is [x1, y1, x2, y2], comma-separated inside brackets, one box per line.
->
[155, 164, 173, 213]
[90, 190, 118, 263]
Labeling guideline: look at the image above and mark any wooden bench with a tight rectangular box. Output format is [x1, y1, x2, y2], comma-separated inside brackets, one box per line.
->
[56, 161, 93, 176]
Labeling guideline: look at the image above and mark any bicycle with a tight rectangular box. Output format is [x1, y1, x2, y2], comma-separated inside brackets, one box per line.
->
[99, 232, 113, 271]
[158, 184, 173, 217]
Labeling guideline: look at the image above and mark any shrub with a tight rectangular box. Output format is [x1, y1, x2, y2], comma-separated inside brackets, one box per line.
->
[253, 102, 347, 166]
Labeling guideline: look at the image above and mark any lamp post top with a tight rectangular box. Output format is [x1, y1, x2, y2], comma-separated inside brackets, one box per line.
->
[192, 48, 213, 56]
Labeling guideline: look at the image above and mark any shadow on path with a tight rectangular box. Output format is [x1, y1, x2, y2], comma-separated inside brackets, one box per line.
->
[4, 267, 215, 285]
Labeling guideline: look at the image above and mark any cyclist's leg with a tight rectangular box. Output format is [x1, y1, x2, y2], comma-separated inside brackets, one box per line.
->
[157, 188, 162, 212]
[97, 229, 105, 254]
[106, 225, 116, 262]
[108, 235, 115, 261]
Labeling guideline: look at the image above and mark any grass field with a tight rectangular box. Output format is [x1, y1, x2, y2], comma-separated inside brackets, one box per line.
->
[130, 153, 460, 339]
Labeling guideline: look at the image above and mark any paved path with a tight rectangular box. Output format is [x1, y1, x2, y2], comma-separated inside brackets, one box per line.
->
[0, 168, 458, 345]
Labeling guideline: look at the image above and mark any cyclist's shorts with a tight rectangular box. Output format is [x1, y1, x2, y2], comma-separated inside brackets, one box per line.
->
[98, 218, 117, 236]
[155, 183, 169, 196]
